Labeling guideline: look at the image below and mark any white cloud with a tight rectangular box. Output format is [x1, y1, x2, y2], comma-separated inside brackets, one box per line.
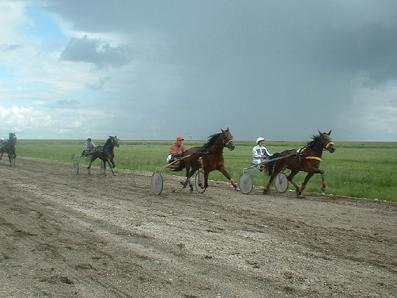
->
[0, 105, 53, 133]
[0, 1, 32, 44]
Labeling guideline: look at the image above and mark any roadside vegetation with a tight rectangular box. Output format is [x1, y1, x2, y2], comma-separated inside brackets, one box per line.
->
[14, 139, 397, 202]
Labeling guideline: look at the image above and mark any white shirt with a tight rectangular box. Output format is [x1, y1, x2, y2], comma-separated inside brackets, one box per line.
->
[252, 145, 272, 165]
[84, 141, 96, 152]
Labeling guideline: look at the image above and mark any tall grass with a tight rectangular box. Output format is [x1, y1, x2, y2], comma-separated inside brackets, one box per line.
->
[14, 139, 397, 202]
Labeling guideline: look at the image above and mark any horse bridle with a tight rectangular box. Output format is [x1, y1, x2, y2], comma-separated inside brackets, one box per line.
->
[325, 141, 334, 151]
[222, 133, 234, 148]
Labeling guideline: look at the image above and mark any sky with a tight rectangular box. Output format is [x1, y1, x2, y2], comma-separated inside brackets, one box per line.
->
[0, 0, 396, 141]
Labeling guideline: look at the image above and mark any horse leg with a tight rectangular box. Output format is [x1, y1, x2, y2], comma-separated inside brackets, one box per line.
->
[187, 168, 198, 191]
[87, 156, 97, 175]
[264, 166, 284, 194]
[180, 165, 191, 188]
[314, 169, 327, 192]
[181, 166, 197, 191]
[203, 171, 209, 189]
[264, 161, 286, 194]
[286, 170, 300, 195]
[109, 157, 115, 168]
[107, 160, 116, 175]
[298, 172, 314, 198]
[218, 167, 239, 191]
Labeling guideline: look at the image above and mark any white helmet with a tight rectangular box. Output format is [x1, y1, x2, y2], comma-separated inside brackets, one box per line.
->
[256, 137, 265, 144]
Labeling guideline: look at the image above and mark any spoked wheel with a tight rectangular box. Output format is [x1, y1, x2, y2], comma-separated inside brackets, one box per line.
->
[195, 168, 206, 193]
[239, 171, 254, 194]
[274, 172, 288, 193]
[150, 170, 164, 195]
[72, 154, 81, 175]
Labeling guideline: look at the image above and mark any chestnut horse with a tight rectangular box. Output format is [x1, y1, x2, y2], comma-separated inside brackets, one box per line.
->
[176, 128, 239, 192]
[264, 131, 335, 197]
[87, 136, 119, 175]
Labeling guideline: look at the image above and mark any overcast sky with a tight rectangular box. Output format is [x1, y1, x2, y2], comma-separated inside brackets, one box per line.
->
[0, 0, 396, 141]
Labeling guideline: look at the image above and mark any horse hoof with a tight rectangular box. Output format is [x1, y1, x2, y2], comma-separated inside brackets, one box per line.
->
[263, 189, 269, 195]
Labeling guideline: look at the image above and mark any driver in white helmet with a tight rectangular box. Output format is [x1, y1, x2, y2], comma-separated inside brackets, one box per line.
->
[252, 137, 272, 168]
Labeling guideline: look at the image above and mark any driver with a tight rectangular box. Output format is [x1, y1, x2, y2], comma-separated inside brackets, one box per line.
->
[252, 137, 272, 170]
[167, 136, 187, 169]
[83, 138, 96, 156]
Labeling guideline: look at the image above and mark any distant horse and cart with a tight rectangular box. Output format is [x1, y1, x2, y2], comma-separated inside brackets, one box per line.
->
[0, 132, 17, 167]
[72, 136, 120, 175]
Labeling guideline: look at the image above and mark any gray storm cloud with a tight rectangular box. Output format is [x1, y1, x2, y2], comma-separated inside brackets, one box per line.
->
[43, 0, 397, 141]
[61, 36, 131, 68]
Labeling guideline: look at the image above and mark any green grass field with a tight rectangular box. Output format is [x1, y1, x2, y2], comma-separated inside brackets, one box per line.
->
[13, 139, 397, 202]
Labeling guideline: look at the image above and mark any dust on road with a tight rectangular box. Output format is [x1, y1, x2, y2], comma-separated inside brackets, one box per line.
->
[0, 158, 396, 297]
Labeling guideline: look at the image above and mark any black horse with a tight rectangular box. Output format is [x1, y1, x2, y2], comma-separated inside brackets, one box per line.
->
[87, 136, 119, 175]
[0, 133, 17, 166]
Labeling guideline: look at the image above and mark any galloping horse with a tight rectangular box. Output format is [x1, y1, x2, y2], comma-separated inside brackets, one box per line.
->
[87, 136, 119, 175]
[0, 132, 17, 166]
[264, 130, 335, 197]
[175, 128, 239, 192]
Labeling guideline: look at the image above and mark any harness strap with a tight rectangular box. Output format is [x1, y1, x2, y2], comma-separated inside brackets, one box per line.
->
[305, 156, 322, 161]
[325, 142, 334, 150]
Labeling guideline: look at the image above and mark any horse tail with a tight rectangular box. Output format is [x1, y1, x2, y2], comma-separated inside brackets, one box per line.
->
[266, 153, 280, 176]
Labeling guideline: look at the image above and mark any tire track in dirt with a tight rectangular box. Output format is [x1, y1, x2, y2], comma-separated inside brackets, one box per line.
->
[0, 158, 396, 297]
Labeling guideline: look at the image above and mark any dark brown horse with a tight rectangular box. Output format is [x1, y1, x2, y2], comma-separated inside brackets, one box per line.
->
[264, 130, 335, 197]
[87, 136, 119, 175]
[0, 132, 17, 166]
[176, 128, 239, 192]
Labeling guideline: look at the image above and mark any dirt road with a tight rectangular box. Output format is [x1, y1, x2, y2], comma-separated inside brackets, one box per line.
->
[0, 158, 396, 297]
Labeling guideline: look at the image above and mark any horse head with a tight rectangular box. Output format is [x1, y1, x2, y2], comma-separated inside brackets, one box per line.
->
[8, 132, 17, 144]
[318, 130, 335, 153]
[112, 136, 120, 148]
[221, 128, 235, 151]
[103, 136, 120, 152]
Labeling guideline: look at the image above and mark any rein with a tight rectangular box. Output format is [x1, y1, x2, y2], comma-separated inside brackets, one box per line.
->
[159, 154, 192, 171]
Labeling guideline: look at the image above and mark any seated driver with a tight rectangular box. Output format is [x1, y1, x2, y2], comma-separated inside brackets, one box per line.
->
[252, 137, 273, 170]
[82, 138, 96, 156]
[167, 136, 187, 169]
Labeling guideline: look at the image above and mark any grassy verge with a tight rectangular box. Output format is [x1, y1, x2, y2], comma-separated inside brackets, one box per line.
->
[14, 139, 397, 202]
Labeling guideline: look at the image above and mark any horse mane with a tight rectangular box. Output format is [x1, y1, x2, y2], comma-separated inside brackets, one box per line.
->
[101, 137, 113, 153]
[104, 137, 112, 147]
[202, 132, 222, 149]
[306, 134, 321, 149]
